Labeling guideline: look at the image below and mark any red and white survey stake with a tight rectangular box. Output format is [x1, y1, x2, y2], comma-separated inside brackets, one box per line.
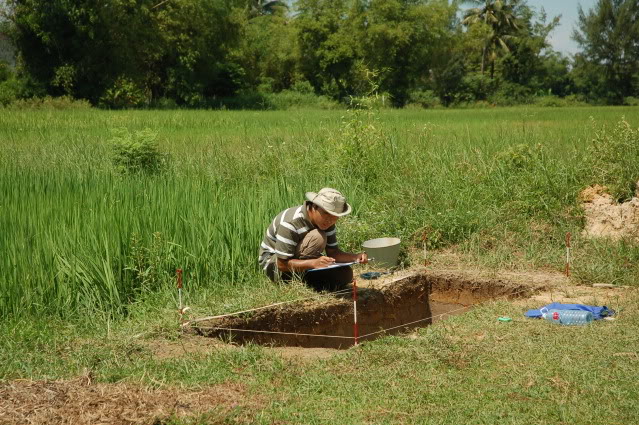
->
[352, 279, 359, 346]
[177, 268, 184, 319]
[565, 232, 571, 277]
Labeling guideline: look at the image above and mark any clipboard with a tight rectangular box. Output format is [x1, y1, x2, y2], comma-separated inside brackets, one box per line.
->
[307, 261, 358, 272]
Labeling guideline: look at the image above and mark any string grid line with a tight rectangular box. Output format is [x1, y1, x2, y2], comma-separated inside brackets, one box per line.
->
[185, 286, 533, 343]
[183, 287, 353, 326]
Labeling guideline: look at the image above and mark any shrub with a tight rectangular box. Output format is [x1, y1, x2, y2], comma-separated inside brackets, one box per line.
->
[211, 89, 338, 110]
[0, 62, 11, 82]
[489, 82, 532, 106]
[533, 95, 564, 107]
[453, 100, 494, 109]
[100, 77, 149, 109]
[126, 232, 177, 294]
[266, 90, 338, 110]
[331, 99, 395, 186]
[347, 92, 392, 110]
[290, 80, 315, 94]
[533, 95, 589, 107]
[6, 95, 91, 109]
[460, 72, 495, 102]
[110, 128, 169, 175]
[496, 143, 546, 170]
[624, 96, 639, 106]
[212, 91, 272, 109]
[148, 97, 179, 109]
[407, 89, 441, 109]
[585, 118, 639, 201]
[0, 78, 22, 106]
[490, 142, 567, 218]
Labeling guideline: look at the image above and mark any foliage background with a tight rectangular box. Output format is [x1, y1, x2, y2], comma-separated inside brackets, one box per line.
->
[0, 0, 637, 108]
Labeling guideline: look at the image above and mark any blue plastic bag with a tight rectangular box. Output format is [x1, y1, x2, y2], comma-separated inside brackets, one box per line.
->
[525, 303, 615, 320]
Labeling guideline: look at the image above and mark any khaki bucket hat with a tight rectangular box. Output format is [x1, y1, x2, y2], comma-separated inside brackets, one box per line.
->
[305, 188, 352, 217]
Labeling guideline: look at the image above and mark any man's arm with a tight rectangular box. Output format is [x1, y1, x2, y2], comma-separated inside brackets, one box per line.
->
[277, 256, 336, 273]
[326, 247, 368, 264]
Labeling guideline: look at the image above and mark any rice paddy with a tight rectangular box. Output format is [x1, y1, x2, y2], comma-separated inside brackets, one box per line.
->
[2, 106, 639, 320]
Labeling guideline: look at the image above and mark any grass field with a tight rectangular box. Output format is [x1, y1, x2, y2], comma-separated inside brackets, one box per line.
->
[1, 106, 639, 424]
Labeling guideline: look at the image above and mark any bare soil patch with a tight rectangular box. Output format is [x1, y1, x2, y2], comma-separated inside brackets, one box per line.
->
[0, 378, 253, 425]
[581, 184, 639, 240]
[149, 333, 229, 360]
[520, 284, 629, 310]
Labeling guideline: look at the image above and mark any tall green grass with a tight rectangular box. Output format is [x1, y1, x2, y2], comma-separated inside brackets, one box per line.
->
[2, 106, 639, 319]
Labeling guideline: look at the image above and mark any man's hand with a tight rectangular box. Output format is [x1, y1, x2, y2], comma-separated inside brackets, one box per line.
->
[356, 252, 369, 264]
[313, 256, 336, 269]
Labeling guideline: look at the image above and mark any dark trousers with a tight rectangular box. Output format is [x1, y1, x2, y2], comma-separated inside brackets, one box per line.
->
[283, 266, 353, 292]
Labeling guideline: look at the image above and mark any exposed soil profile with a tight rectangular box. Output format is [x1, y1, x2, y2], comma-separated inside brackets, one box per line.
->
[581, 184, 639, 240]
[186, 269, 536, 349]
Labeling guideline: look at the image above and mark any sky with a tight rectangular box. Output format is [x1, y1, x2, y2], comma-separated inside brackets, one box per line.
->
[523, 0, 599, 55]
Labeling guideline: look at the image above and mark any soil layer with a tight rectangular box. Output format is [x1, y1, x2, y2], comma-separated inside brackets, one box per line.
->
[186, 269, 535, 349]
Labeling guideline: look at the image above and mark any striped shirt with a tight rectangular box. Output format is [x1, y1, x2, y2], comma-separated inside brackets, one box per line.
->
[259, 202, 338, 270]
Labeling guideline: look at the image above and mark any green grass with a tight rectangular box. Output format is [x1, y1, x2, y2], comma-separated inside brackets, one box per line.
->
[2, 105, 639, 423]
[2, 106, 639, 318]
[1, 291, 636, 424]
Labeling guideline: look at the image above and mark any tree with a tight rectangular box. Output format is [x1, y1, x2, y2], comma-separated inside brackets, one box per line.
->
[499, 6, 560, 89]
[359, 0, 458, 106]
[3, 0, 244, 106]
[462, 0, 522, 79]
[294, 0, 360, 99]
[4, 0, 163, 103]
[248, 0, 287, 18]
[232, 8, 298, 92]
[295, 0, 457, 105]
[572, 0, 639, 104]
[150, 0, 245, 105]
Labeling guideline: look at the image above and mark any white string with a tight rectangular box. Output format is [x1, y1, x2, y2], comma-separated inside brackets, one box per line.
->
[359, 306, 470, 339]
[186, 286, 533, 342]
[183, 287, 353, 326]
[192, 325, 354, 339]
[360, 286, 532, 338]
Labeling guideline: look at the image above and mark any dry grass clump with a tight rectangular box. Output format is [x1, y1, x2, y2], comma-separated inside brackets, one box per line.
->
[0, 378, 255, 425]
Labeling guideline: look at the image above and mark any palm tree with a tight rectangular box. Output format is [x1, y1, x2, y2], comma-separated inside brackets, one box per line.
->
[249, 0, 288, 18]
[462, 0, 521, 79]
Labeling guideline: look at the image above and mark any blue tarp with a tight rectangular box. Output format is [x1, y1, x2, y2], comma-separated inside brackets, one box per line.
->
[525, 303, 615, 320]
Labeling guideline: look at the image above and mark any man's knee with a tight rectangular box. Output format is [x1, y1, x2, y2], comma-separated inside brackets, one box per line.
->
[296, 229, 327, 259]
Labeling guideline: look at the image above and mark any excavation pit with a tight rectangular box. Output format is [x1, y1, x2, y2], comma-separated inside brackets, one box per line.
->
[187, 270, 534, 349]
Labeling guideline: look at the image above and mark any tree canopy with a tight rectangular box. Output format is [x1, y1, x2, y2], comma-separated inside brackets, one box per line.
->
[572, 0, 639, 103]
[0, 0, 637, 107]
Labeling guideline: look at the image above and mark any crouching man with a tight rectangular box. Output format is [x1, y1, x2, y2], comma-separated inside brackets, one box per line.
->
[259, 188, 368, 291]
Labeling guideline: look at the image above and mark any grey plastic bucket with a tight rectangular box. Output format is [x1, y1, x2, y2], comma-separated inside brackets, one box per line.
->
[362, 237, 401, 269]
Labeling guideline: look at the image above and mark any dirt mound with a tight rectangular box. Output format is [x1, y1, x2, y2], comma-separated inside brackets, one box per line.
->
[0, 378, 252, 425]
[580, 184, 639, 240]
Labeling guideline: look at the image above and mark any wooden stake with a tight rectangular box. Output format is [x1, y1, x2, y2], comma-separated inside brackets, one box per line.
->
[565, 233, 572, 275]
[177, 268, 183, 318]
[422, 231, 428, 266]
[353, 279, 359, 346]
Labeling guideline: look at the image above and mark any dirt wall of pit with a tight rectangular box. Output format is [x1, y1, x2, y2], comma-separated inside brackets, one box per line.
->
[186, 270, 535, 349]
[189, 273, 432, 349]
